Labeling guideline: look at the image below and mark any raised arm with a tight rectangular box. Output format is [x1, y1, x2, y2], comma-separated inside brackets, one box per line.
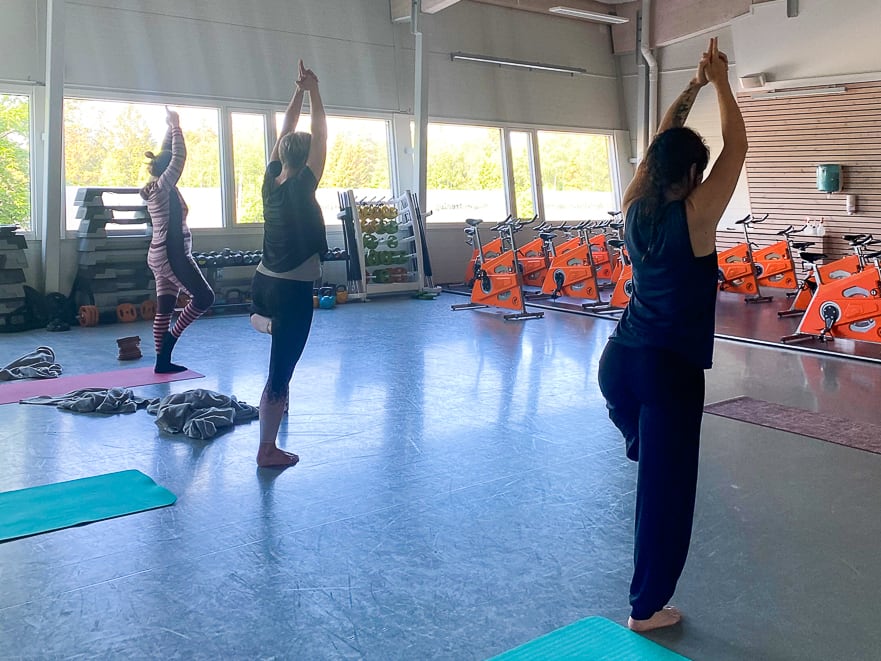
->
[301, 64, 327, 182]
[270, 63, 306, 163]
[622, 46, 710, 212]
[658, 56, 709, 134]
[685, 38, 748, 245]
[157, 109, 186, 190]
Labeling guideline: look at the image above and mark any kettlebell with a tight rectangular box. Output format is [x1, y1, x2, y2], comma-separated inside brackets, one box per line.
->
[319, 295, 336, 309]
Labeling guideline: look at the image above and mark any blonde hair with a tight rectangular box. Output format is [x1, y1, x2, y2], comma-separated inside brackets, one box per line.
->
[279, 132, 311, 170]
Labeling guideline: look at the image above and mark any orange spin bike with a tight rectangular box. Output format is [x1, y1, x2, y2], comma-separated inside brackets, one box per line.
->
[782, 247, 881, 344]
[453, 217, 544, 321]
[717, 214, 772, 303]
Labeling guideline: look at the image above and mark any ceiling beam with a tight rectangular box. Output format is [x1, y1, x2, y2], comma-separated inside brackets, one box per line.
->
[390, 0, 465, 22]
[469, 0, 619, 19]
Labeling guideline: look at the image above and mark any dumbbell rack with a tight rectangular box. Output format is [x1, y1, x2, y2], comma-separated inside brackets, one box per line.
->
[192, 250, 262, 312]
[72, 187, 155, 319]
[339, 189, 437, 300]
[0, 225, 30, 331]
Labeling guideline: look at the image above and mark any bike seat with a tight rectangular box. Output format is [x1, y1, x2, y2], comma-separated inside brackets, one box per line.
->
[608, 239, 625, 249]
[734, 215, 752, 225]
[539, 232, 556, 241]
[800, 252, 827, 263]
[609, 222, 624, 230]
[466, 218, 483, 227]
[843, 234, 868, 242]
[791, 242, 814, 250]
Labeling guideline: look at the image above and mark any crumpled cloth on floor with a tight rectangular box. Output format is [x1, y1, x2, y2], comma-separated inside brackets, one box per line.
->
[20, 387, 152, 414]
[147, 389, 259, 440]
[0, 346, 62, 381]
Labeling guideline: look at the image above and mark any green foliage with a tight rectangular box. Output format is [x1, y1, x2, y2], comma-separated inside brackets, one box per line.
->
[232, 119, 266, 224]
[427, 128, 502, 191]
[323, 131, 390, 189]
[426, 126, 612, 201]
[178, 119, 221, 189]
[538, 132, 611, 192]
[64, 100, 220, 190]
[0, 95, 31, 229]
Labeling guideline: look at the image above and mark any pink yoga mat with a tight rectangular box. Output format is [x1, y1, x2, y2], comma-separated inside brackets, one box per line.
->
[0, 367, 204, 405]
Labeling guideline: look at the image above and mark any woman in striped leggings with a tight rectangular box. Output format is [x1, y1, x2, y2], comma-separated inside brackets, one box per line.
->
[141, 107, 214, 373]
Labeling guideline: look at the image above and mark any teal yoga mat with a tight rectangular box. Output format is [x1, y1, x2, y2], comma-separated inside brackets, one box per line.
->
[0, 470, 176, 542]
[489, 616, 690, 661]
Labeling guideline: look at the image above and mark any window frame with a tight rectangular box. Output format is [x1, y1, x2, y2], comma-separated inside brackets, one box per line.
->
[225, 108, 272, 227]
[62, 89, 229, 236]
[273, 109, 398, 225]
[61, 89, 399, 235]
[424, 116, 621, 223]
[0, 84, 37, 238]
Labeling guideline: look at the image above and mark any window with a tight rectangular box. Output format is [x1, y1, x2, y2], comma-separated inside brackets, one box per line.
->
[275, 113, 392, 223]
[230, 113, 267, 224]
[426, 123, 505, 224]
[537, 131, 614, 220]
[0, 93, 31, 230]
[509, 131, 536, 218]
[64, 99, 222, 230]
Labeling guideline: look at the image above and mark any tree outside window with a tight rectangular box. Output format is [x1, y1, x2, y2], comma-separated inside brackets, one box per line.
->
[275, 113, 392, 223]
[537, 131, 614, 220]
[64, 99, 222, 230]
[426, 123, 505, 224]
[0, 94, 31, 230]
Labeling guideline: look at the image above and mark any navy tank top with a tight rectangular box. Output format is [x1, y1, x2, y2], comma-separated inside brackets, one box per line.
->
[610, 199, 718, 369]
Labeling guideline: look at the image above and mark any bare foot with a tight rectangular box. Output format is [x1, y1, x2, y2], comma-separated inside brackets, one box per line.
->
[256, 445, 299, 468]
[628, 606, 682, 632]
[250, 314, 272, 334]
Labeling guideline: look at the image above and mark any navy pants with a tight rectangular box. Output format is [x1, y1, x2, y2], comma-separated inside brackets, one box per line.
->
[597, 340, 704, 620]
[250, 272, 314, 402]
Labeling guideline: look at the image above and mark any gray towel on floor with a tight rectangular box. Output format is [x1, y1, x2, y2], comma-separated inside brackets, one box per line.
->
[147, 389, 259, 440]
[20, 387, 154, 414]
[0, 346, 62, 381]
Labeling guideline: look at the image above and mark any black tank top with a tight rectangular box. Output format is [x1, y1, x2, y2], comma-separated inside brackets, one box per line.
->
[261, 162, 328, 272]
[610, 200, 718, 369]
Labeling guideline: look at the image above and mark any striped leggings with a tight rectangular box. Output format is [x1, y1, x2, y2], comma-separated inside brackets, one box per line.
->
[148, 246, 214, 352]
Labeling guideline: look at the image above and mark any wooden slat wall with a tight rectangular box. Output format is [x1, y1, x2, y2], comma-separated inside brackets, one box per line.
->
[731, 81, 881, 262]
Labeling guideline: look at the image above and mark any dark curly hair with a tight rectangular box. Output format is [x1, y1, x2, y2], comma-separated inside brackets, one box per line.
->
[635, 127, 709, 260]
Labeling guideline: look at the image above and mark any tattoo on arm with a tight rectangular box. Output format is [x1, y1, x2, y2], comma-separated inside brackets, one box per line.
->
[658, 80, 703, 133]
[672, 82, 701, 126]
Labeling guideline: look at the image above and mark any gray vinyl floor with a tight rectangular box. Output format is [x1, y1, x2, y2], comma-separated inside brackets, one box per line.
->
[1, 296, 880, 661]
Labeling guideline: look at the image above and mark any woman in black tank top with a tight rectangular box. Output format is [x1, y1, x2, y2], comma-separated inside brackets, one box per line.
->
[598, 38, 748, 633]
[248, 60, 328, 469]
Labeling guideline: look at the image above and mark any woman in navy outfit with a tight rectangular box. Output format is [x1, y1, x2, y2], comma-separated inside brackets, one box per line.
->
[598, 38, 748, 632]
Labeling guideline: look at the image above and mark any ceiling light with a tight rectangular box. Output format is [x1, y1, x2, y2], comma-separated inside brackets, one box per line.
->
[750, 86, 846, 100]
[549, 6, 629, 24]
[450, 52, 587, 75]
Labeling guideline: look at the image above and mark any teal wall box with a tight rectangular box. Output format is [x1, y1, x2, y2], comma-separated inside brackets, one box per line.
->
[816, 164, 842, 193]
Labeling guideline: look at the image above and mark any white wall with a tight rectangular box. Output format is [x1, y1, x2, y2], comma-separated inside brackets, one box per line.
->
[0, 0, 42, 83]
[732, 0, 881, 84]
[407, 1, 624, 129]
[656, 28, 751, 227]
[64, 0, 400, 110]
[621, 0, 881, 230]
[4, 0, 631, 294]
